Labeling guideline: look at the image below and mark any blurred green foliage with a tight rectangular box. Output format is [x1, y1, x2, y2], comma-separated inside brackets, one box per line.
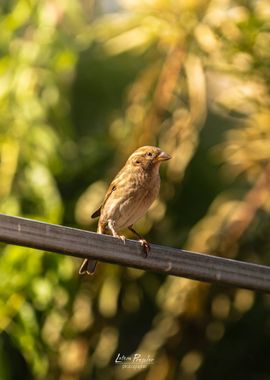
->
[1, 0, 270, 379]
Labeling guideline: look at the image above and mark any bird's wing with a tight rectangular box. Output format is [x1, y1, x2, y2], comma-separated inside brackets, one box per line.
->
[91, 208, 101, 218]
[91, 170, 122, 219]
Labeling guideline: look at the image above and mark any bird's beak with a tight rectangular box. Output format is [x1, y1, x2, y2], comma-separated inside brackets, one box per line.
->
[156, 151, 171, 161]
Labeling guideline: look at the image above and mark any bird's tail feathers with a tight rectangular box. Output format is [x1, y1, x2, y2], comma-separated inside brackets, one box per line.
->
[79, 258, 97, 275]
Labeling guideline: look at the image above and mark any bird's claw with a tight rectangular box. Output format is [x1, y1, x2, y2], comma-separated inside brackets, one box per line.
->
[139, 239, 151, 258]
[117, 234, 126, 244]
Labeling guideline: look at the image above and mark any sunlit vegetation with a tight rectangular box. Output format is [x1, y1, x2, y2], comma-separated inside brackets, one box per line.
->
[1, 0, 270, 379]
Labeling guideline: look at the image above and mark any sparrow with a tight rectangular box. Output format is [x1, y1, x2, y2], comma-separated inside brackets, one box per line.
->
[79, 146, 171, 275]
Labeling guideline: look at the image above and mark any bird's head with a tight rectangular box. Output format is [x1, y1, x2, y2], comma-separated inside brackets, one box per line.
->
[128, 146, 171, 171]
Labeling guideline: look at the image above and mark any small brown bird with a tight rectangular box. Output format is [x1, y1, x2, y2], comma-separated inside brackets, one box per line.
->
[79, 146, 171, 275]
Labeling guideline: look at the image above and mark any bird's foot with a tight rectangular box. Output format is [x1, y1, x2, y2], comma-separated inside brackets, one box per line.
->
[116, 234, 126, 244]
[139, 239, 151, 258]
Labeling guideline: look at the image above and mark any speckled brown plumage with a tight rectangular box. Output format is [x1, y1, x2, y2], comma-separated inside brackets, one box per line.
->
[79, 146, 171, 275]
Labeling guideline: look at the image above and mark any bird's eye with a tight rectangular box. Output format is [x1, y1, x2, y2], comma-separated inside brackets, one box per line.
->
[147, 152, 153, 157]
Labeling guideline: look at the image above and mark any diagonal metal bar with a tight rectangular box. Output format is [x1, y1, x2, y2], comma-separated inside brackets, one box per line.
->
[0, 213, 270, 293]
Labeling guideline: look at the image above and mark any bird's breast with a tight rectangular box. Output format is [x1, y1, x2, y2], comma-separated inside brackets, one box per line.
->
[101, 170, 160, 231]
[118, 172, 160, 229]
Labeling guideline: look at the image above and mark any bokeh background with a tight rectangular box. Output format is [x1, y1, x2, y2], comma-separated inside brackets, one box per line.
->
[1, 0, 270, 379]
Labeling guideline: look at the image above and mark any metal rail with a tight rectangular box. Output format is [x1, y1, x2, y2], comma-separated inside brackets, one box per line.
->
[0, 213, 270, 292]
